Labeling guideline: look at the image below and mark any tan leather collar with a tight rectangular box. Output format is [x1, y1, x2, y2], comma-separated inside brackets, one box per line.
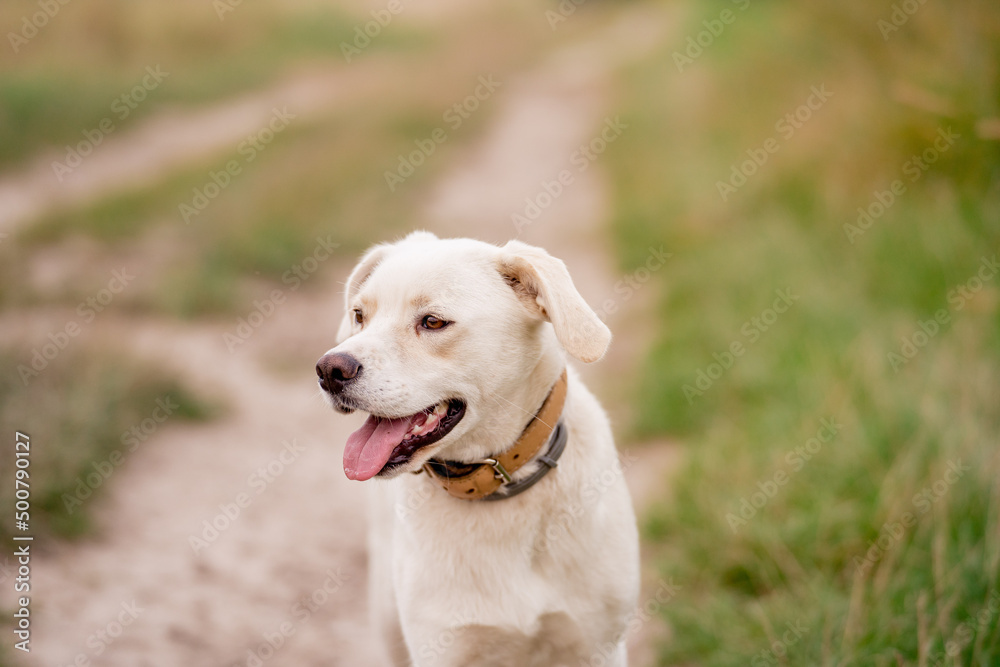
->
[422, 369, 568, 501]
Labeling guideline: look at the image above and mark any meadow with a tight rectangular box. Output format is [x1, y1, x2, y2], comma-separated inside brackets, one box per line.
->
[1, 0, 998, 664]
[605, 1, 1000, 663]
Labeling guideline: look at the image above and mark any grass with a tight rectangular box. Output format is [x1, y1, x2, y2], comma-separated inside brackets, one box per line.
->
[0, 93, 491, 317]
[0, 0, 557, 570]
[0, 0, 434, 170]
[0, 2, 666, 663]
[1, 1, 547, 318]
[0, 344, 217, 543]
[6, 108, 422, 316]
[8, 0, 996, 661]
[607, 0, 1000, 664]
[0, 0, 447, 314]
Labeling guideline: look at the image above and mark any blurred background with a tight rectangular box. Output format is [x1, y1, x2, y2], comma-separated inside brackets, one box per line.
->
[1, 0, 998, 665]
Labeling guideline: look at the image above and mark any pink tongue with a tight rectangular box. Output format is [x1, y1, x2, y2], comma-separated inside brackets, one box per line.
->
[344, 414, 417, 481]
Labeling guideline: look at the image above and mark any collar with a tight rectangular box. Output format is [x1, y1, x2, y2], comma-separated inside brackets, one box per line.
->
[420, 369, 569, 501]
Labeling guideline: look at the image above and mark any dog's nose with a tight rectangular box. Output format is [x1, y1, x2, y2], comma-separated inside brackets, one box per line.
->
[316, 352, 362, 394]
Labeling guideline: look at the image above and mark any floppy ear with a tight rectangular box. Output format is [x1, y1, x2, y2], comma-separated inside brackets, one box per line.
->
[336, 231, 439, 343]
[498, 240, 611, 363]
[337, 243, 390, 343]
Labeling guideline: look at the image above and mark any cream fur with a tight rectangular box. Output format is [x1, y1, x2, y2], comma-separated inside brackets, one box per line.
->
[321, 232, 639, 666]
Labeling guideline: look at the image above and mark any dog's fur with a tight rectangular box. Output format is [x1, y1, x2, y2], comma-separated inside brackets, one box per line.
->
[319, 232, 639, 666]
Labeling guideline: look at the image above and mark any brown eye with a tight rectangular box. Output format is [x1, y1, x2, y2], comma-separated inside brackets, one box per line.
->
[421, 315, 448, 330]
[353, 309, 363, 325]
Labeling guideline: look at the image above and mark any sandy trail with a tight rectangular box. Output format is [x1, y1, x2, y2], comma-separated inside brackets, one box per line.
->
[0, 62, 389, 236]
[10, 302, 385, 667]
[421, 11, 677, 662]
[5, 7, 680, 666]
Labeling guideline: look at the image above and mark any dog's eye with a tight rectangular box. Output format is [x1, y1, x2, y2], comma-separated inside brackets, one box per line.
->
[421, 315, 448, 330]
[353, 309, 364, 326]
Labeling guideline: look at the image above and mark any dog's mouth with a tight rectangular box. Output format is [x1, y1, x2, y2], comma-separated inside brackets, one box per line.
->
[343, 400, 466, 481]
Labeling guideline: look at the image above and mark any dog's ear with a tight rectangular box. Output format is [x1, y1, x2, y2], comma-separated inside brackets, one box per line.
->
[337, 243, 389, 343]
[337, 231, 439, 343]
[498, 240, 611, 363]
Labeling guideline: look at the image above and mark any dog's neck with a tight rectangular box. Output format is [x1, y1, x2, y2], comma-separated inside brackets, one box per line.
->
[421, 367, 568, 500]
[442, 335, 567, 464]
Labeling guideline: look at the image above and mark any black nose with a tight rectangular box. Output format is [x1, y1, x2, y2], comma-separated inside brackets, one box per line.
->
[316, 353, 362, 394]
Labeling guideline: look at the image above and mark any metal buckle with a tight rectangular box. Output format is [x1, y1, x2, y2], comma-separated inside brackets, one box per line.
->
[483, 458, 512, 484]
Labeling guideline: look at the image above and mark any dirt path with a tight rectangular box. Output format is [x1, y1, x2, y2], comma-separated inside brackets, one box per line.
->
[10, 301, 388, 667]
[0, 61, 391, 236]
[422, 11, 678, 663]
[6, 7, 680, 666]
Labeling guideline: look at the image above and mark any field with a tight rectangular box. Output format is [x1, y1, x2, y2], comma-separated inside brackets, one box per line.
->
[606, 1, 1000, 664]
[1, 0, 998, 664]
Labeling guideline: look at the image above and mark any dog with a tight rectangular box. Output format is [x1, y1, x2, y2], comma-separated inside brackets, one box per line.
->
[316, 231, 639, 666]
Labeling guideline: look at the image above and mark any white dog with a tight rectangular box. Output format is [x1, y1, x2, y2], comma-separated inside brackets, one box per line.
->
[316, 232, 639, 666]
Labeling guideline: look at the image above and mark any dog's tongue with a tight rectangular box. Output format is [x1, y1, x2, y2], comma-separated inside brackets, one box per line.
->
[344, 414, 416, 481]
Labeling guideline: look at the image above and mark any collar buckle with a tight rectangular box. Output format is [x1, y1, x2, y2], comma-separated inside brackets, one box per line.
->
[482, 457, 512, 484]
[422, 369, 568, 501]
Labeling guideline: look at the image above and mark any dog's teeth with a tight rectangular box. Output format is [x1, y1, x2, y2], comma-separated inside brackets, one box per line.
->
[414, 412, 441, 437]
[402, 402, 450, 440]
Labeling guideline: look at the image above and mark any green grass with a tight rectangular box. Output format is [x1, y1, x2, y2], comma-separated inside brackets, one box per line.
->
[1, 1, 536, 317]
[0, 0, 434, 170]
[608, 0, 1000, 664]
[0, 344, 217, 542]
[6, 115, 387, 315]
[2, 100, 476, 317]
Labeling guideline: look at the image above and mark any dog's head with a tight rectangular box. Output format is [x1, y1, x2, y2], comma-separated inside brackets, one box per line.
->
[316, 231, 610, 481]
